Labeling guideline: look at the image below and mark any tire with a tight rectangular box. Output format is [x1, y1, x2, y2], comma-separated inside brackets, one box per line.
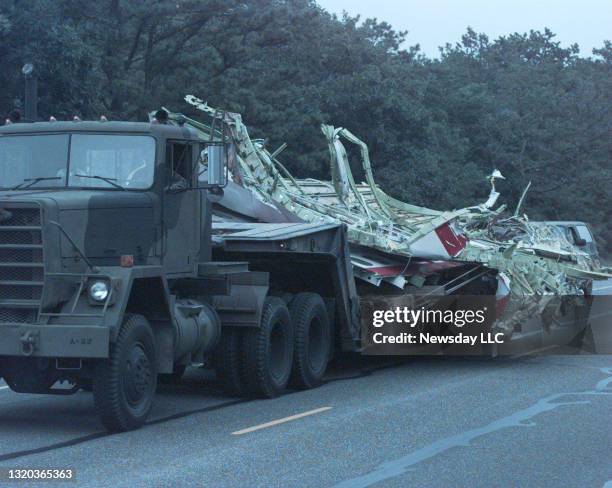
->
[289, 293, 331, 389]
[243, 297, 294, 398]
[214, 328, 248, 396]
[93, 314, 157, 432]
[568, 323, 596, 353]
[568, 297, 595, 353]
[159, 364, 187, 385]
[1, 357, 57, 393]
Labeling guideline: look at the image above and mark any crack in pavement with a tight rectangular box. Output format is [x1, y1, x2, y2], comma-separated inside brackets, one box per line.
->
[334, 367, 612, 488]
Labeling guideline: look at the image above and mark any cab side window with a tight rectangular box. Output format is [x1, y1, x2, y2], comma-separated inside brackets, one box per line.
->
[166, 142, 193, 189]
[575, 225, 592, 243]
[568, 225, 593, 247]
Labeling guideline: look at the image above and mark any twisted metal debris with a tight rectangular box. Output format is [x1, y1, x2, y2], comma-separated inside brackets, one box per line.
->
[162, 95, 610, 336]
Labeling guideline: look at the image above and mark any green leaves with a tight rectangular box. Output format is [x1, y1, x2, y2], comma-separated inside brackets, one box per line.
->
[1, 1, 609, 255]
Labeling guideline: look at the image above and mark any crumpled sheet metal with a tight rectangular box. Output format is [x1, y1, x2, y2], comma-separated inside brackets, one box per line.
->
[181, 96, 476, 258]
[172, 96, 609, 335]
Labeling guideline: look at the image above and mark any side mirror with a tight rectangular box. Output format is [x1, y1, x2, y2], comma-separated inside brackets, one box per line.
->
[207, 144, 227, 187]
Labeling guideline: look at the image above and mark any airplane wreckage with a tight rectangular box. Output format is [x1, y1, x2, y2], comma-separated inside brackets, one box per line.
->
[157, 95, 610, 340]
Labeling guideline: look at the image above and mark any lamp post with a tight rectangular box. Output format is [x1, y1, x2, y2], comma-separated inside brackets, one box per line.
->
[22, 63, 37, 122]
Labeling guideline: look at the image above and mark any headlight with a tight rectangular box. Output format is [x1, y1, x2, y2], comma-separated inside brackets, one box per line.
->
[88, 280, 109, 302]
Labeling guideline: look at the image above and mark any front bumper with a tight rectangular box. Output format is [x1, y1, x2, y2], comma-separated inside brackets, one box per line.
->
[0, 323, 109, 358]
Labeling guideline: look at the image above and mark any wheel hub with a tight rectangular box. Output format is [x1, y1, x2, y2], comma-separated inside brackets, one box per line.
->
[125, 345, 151, 406]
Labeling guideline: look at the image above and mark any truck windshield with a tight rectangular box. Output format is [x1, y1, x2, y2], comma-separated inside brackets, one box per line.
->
[0, 134, 155, 190]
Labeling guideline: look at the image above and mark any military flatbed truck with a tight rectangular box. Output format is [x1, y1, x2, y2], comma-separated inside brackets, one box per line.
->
[0, 113, 598, 432]
[0, 117, 367, 431]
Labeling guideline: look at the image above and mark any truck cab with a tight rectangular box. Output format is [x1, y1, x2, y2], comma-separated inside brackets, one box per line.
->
[0, 120, 213, 272]
[548, 221, 600, 260]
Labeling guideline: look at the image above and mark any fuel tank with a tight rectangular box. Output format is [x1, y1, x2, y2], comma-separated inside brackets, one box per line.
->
[173, 299, 221, 360]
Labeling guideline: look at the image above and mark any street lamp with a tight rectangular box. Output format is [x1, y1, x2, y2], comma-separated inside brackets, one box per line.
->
[22, 63, 37, 122]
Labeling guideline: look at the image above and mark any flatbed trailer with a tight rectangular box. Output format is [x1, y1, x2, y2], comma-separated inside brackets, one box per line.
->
[210, 222, 361, 352]
[210, 209, 595, 358]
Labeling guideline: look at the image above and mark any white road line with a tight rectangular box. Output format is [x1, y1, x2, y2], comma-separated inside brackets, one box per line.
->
[231, 406, 332, 435]
[511, 344, 559, 359]
[0, 385, 9, 391]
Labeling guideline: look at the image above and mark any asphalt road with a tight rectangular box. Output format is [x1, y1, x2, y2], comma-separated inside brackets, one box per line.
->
[1, 284, 610, 488]
[0, 350, 611, 488]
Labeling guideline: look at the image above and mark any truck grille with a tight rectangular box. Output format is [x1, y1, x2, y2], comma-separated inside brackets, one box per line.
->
[0, 309, 37, 323]
[0, 204, 44, 323]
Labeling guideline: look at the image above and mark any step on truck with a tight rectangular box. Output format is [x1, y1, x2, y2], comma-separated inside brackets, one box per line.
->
[0, 116, 363, 431]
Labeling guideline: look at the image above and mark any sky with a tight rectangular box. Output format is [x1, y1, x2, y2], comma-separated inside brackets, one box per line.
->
[316, 0, 612, 58]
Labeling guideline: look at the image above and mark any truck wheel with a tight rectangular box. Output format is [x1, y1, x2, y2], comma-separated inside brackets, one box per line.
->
[215, 328, 248, 396]
[1, 358, 58, 393]
[289, 293, 331, 389]
[93, 314, 157, 432]
[243, 297, 294, 398]
[569, 323, 596, 353]
[568, 297, 595, 353]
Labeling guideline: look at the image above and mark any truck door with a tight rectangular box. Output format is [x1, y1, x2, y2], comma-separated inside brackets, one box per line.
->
[162, 140, 200, 275]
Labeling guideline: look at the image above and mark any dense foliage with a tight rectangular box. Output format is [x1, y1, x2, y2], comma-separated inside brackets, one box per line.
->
[1, 0, 610, 255]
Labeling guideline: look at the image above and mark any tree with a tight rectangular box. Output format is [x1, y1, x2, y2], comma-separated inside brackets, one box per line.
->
[0, 2, 609, 255]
